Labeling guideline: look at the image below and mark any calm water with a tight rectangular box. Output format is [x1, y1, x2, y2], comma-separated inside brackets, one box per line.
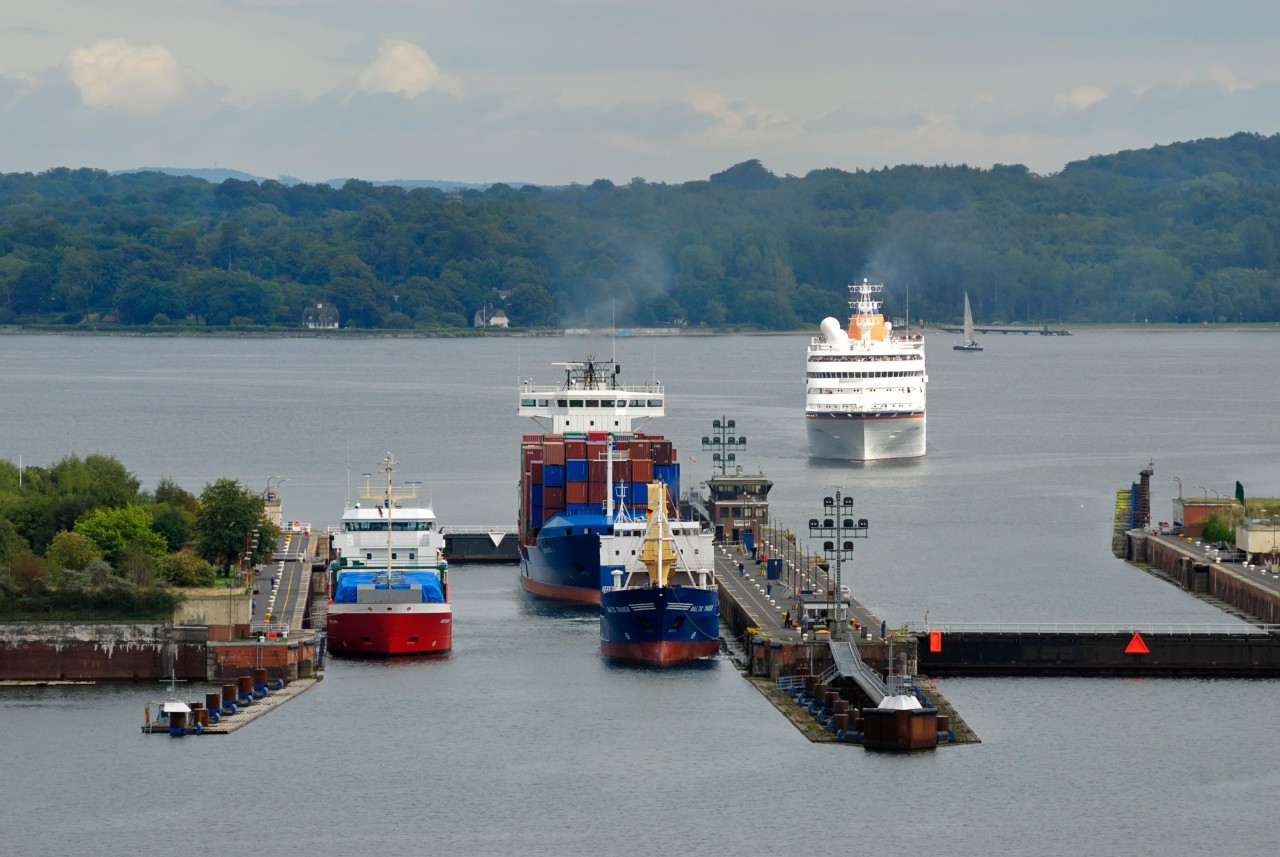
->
[3, 331, 1280, 856]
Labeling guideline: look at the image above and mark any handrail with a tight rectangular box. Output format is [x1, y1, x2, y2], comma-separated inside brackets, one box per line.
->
[827, 640, 887, 705]
[902, 622, 1278, 635]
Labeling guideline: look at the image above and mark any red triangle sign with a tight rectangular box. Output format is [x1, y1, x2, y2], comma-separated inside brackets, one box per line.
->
[1125, 632, 1150, 655]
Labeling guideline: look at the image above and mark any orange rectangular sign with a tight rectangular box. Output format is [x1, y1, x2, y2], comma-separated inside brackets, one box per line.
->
[929, 631, 942, 653]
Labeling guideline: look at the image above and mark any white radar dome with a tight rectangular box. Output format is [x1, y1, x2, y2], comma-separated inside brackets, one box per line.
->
[819, 317, 848, 348]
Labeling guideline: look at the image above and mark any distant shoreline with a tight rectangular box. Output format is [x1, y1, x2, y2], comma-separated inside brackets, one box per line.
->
[3, 323, 1279, 339]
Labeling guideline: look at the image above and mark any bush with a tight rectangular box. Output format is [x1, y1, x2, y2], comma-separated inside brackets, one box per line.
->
[156, 551, 217, 587]
[1202, 512, 1234, 544]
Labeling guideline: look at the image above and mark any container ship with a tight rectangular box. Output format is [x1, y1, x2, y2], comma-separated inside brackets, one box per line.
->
[327, 453, 451, 656]
[599, 483, 719, 665]
[518, 358, 681, 604]
[806, 279, 928, 461]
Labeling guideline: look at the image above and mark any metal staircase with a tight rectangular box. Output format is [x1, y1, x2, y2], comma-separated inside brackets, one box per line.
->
[827, 639, 887, 706]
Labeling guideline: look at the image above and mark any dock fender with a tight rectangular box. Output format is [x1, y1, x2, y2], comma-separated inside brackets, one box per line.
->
[194, 723, 202, 735]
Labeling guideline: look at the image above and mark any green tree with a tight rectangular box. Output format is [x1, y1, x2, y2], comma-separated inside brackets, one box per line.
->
[506, 283, 556, 326]
[45, 531, 102, 572]
[154, 477, 199, 513]
[73, 505, 167, 569]
[194, 478, 269, 574]
[1202, 512, 1234, 545]
[0, 518, 29, 566]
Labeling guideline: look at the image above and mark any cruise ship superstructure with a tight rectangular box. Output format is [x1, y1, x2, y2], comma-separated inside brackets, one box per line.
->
[806, 279, 928, 461]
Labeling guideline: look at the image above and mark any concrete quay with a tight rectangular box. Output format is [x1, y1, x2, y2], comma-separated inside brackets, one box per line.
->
[714, 530, 976, 748]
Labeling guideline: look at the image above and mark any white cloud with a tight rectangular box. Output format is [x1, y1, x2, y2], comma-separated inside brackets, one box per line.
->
[1207, 63, 1250, 93]
[64, 39, 183, 113]
[357, 40, 462, 98]
[1054, 85, 1108, 112]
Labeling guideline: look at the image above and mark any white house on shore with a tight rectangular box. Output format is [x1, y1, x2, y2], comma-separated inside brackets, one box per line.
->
[473, 307, 509, 328]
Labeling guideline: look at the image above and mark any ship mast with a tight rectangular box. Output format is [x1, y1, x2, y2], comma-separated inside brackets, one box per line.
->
[365, 452, 418, 601]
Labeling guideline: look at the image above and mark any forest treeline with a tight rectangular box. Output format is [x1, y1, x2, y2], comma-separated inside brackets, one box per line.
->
[3, 131, 1280, 330]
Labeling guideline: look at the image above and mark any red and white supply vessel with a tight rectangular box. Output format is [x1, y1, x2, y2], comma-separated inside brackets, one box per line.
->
[326, 452, 451, 656]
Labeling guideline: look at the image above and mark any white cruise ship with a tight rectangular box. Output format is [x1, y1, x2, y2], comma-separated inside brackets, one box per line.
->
[806, 279, 928, 461]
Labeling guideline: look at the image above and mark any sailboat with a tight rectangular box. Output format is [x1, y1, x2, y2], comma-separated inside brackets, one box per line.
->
[953, 292, 982, 352]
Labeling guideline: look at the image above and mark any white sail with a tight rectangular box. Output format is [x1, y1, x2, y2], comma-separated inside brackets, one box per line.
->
[954, 292, 981, 351]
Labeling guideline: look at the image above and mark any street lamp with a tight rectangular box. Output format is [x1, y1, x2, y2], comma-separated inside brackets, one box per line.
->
[1169, 476, 1182, 498]
[701, 416, 746, 477]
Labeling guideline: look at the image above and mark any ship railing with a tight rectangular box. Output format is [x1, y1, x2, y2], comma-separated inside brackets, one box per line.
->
[439, 525, 517, 535]
[901, 622, 1280, 635]
[519, 381, 665, 395]
[776, 675, 807, 691]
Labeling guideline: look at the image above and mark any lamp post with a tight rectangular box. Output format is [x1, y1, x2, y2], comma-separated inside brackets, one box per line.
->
[1169, 476, 1182, 499]
[808, 489, 869, 640]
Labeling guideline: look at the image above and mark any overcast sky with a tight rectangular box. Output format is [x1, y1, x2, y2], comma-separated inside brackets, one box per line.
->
[2, 1, 1278, 186]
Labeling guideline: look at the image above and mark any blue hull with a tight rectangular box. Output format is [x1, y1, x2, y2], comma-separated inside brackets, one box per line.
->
[600, 586, 720, 664]
[520, 511, 614, 604]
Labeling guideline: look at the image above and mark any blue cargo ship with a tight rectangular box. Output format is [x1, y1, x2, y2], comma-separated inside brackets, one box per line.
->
[599, 483, 720, 665]
[517, 358, 684, 604]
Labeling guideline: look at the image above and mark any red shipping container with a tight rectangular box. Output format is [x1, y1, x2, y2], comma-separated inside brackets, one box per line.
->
[523, 445, 543, 464]
[654, 442, 673, 466]
[586, 442, 609, 461]
[523, 433, 543, 443]
[530, 462, 544, 483]
[632, 458, 653, 483]
[588, 460, 608, 483]
[614, 461, 632, 482]
[544, 442, 566, 466]
[566, 439, 587, 460]
[588, 482, 608, 504]
[587, 431, 610, 442]
[566, 482, 588, 504]
[543, 486, 565, 507]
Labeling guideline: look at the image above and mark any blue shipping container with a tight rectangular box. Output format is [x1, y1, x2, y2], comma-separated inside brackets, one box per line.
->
[566, 459, 589, 482]
[544, 465, 566, 487]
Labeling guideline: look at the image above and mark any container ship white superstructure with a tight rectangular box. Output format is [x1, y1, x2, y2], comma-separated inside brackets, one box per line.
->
[806, 279, 928, 461]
